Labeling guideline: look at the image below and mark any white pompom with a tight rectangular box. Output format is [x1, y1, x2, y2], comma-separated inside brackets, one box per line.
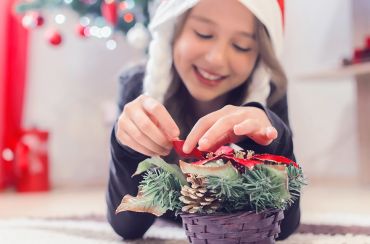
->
[126, 23, 151, 50]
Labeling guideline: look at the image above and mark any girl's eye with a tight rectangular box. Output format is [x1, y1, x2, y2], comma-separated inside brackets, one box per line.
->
[233, 44, 251, 52]
[194, 30, 213, 39]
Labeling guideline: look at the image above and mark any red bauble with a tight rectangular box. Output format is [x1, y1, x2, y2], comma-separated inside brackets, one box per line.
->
[101, 0, 118, 26]
[45, 30, 63, 46]
[35, 13, 44, 27]
[22, 12, 44, 29]
[76, 24, 88, 38]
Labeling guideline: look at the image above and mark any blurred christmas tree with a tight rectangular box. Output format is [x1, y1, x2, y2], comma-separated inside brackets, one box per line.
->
[15, 0, 155, 49]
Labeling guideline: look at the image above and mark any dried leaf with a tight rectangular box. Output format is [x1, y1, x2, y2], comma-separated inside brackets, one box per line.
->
[115, 192, 167, 217]
[179, 160, 239, 180]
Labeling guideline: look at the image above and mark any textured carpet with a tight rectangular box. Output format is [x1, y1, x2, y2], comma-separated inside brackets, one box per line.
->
[1, 215, 370, 244]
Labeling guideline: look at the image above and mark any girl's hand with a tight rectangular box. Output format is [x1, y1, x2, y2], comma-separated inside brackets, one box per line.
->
[116, 95, 180, 156]
[182, 105, 278, 153]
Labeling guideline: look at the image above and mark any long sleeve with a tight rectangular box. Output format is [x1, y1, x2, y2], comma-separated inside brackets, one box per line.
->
[239, 93, 300, 240]
[106, 66, 156, 239]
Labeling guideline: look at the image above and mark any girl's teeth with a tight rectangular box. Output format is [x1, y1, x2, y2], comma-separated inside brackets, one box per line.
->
[198, 68, 222, 80]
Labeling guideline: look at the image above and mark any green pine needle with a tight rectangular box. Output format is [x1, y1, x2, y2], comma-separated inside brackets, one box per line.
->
[242, 165, 290, 211]
[287, 165, 307, 202]
[206, 176, 250, 213]
[140, 168, 183, 212]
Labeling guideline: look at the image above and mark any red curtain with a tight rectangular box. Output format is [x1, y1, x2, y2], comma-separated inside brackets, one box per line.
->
[0, 0, 29, 189]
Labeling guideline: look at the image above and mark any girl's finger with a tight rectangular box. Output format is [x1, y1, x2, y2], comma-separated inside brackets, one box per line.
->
[233, 119, 260, 136]
[141, 96, 180, 140]
[183, 106, 236, 153]
[197, 114, 243, 151]
[116, 128, 156, 157]
[120, 113, 171, 155]
[127, 107, 173, 151]
[234, 120, 277, 146]
[265, 126, 278, 140]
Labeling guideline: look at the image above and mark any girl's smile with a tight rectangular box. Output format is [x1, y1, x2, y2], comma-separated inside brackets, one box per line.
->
[192, 65, 228, 87]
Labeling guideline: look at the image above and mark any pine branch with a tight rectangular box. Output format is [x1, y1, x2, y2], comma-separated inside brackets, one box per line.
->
[287, 165, 307, 202]
[206, 176, 250, 213]
[140, 168, 183, 212]
[16, 0, 63, 13]
[242, 165, 290, 212]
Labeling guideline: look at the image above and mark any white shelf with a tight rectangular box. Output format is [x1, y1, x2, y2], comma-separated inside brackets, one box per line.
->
[297, 62, 370, 80]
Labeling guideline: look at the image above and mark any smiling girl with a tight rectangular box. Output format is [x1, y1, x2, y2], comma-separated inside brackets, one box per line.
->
[107, 0, 300, 240]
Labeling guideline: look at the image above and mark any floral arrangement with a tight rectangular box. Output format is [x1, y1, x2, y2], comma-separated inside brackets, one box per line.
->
[116, 140, 305, 217]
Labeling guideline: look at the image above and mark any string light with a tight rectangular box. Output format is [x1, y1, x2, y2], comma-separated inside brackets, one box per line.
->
[55, 14, 66, 24]
[106, 39, 117, 50]
[123, 13, 134, 23]
[2, 148, 14, 161]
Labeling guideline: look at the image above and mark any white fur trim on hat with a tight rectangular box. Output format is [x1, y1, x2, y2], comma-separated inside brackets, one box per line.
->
[144, 0, 284, 106]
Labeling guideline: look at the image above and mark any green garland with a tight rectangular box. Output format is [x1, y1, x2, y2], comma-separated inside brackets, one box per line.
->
[140, 168, 183, 212]
[15, 0, 152, 34]
[116, 153, 306, 216]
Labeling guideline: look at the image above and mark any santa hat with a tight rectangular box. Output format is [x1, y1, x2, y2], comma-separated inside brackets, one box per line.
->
[143, 0, 285, 106]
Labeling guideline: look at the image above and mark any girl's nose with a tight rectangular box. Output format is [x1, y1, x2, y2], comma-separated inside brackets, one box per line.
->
[204, 42, 228, 68]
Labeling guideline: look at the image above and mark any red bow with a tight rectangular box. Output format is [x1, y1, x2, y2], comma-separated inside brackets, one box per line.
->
[172, 139, 298, 169]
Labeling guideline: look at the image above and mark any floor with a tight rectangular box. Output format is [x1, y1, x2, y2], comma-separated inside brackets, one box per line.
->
[1, 181, 370, 224]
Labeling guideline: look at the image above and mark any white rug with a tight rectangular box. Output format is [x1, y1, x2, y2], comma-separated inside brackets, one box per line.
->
[1, 216, 370, 244]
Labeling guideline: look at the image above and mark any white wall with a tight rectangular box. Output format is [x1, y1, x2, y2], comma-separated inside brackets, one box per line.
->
[24, 0, 361, 187]
[24, 10, 144, 187]
[283, 0, 358, 180]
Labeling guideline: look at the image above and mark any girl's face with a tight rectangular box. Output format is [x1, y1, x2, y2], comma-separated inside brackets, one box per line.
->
[173, 0, 259, 102]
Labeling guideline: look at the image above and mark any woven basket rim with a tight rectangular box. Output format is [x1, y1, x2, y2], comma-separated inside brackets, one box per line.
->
[179, 208, 282, 218]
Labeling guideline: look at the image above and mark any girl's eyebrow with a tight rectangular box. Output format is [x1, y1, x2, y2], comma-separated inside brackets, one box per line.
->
[189, 15, 255, 39]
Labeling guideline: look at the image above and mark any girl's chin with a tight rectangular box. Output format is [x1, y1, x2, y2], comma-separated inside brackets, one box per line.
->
[188, 89, 222, 102]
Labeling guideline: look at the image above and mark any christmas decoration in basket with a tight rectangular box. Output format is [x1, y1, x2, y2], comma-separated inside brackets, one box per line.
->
[116, 140, 305, 243]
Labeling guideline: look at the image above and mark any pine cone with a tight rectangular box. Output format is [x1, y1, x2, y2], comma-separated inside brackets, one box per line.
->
[179, 174, 220, 214]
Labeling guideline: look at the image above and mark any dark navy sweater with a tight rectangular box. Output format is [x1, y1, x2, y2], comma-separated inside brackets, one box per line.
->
[106, 66, 300, 240]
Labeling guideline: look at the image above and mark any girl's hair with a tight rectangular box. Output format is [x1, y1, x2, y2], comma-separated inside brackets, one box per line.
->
[163, 15, 287, 144]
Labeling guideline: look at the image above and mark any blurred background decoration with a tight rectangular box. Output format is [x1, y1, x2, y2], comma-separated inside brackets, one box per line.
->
[15, 0, 155, 49]
[1, 3, 370, 243]
[0, 0, 370, 192]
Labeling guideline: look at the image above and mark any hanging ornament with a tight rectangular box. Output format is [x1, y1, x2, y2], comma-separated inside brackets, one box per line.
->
[45, 29, 63, 46]
[76, 23, 89, 38]
[123, 12, 135, 23]
[126, 23, 150, 50]
[101, 0, 118, 26]
[22, 12, 44, 29]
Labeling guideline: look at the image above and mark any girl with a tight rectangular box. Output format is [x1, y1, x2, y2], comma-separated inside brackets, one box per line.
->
[107, 0, 300, 240]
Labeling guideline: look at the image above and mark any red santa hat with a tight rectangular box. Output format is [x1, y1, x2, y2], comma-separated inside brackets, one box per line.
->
[143, 0, 285, 106]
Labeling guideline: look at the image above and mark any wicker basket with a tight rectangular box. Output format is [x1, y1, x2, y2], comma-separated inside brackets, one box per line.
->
[180, 209, 284, 244]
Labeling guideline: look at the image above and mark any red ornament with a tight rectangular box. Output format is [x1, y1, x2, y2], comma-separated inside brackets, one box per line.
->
[76, 24, 89, 38]
[22, 12, 44, 29]
[45, 29, 63, 46]
[101, 0, 118, 26]
[14, 128, 50, 192]
[35, 13, 44, 27]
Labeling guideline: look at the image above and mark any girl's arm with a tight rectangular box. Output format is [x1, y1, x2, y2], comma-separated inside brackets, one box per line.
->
[106, 66, 156, 239]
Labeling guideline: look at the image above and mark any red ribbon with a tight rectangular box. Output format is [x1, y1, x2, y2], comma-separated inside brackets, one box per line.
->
[172, 139, 298, 169]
